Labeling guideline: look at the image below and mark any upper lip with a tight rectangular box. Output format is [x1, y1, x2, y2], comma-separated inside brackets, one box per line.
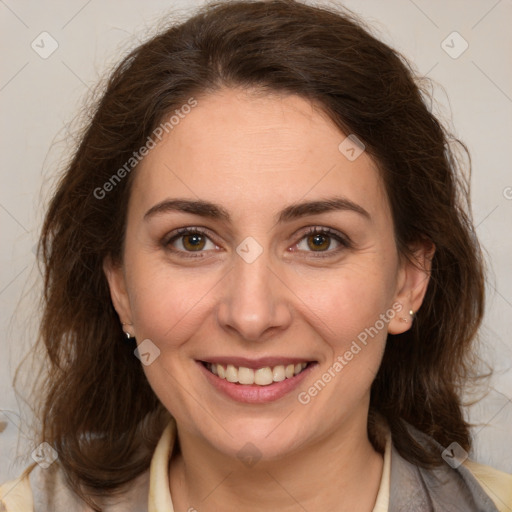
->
[199, 357, 315, 369]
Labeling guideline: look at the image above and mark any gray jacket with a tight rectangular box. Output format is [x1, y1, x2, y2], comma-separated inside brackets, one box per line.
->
[388, 424, 502, 511]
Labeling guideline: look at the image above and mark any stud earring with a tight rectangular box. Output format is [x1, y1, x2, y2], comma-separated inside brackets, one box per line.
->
[400, 309, 414, 323]
[400, 309, 415, 323]
[121, 322, 135, 340]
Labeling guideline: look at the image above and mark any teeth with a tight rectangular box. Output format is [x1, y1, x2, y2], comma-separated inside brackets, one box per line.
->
[273, 365, 286, 382]
[206, 362, 308, 386]
[238, 366, 255, 385]
[255, 367, 273, 385]
[225, 364, 238, 383]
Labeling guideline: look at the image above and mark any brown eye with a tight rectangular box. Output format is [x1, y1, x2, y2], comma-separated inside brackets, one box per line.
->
[182, 233, 206, 251]
[306, 233, 331, 251]
[166, 228, 217, 254]
[294, 227, 349, 256]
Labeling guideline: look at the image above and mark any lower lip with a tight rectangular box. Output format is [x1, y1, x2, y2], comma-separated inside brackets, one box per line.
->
[197, 361, 316, 404]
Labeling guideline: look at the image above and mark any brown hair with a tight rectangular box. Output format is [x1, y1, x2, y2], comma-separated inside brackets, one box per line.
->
[32, 0, 485, 507]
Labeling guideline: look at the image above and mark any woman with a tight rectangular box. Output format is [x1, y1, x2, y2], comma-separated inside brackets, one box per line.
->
[1, 0, 511, 510]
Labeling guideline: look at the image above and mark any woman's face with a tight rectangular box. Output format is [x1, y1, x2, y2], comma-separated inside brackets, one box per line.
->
[105, 87, 430, 460]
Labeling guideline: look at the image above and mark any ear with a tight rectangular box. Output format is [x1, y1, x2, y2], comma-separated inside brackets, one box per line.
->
[103, 255, 134, 335]
[387, 240, 435, 335]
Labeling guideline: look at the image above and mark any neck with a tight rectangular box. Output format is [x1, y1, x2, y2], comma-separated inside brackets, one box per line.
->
[169, 416, 384, 512]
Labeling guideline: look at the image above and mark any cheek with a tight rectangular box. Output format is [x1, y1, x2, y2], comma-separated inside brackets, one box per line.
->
[295, 272, 391, 413]
[125, 262, 222, 418]
[295, 264, 396, 348]
[127, 256, 223, 345]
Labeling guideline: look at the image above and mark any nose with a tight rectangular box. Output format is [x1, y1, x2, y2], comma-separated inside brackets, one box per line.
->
[216, 249, 293, 342]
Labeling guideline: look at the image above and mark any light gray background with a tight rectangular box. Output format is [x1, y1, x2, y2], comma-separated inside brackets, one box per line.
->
[1, 0, 511, 483]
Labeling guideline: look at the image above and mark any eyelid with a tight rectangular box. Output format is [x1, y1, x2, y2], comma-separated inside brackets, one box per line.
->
[167, 226, 210, 238]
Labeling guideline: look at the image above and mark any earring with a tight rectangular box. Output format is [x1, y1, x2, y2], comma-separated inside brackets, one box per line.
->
[400, 310, 415, 323]
[121, 322, 135, 340]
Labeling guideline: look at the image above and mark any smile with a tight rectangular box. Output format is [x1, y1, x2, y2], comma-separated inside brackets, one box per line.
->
[198, 358, 318, 403]
[203, 362, 310, 386]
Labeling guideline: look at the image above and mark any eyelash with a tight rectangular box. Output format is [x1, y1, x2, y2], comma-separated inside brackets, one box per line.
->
[163, 226, 351, 259]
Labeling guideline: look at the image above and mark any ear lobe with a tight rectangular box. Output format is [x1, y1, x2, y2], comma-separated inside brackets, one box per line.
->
[103, 255, 133, 325]
[387, 240, 435, 335]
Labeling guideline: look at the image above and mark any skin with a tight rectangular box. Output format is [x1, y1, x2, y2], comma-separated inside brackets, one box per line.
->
[104, 87, 433, 511]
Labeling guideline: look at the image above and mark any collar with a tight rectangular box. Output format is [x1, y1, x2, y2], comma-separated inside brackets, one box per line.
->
[148, 419, 392, 512]
[147, 419, 509, 511]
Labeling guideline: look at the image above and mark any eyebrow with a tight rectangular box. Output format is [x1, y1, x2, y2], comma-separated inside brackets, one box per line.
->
[143, 196, 371, 223]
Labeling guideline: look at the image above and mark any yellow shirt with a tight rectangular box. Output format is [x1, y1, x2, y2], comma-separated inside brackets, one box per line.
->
[1, 420, 511, 511]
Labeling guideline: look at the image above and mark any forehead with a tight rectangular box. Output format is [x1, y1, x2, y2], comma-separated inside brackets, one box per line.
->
[130, 88, 390, 224]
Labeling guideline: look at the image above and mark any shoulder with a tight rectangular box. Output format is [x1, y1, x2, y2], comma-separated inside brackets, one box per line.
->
[1, 461, 150, 512]
[463, 459, 512, 512]
[0, 464, 35, 512]
[389, 422, 512, 512]
[0, 421, 175, 512]
[1, 462, 93, 512]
